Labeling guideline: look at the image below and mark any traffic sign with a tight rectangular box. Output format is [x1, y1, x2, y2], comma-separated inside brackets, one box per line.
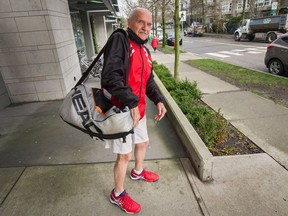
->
[180, 11, 186, 22]
[271, 2, 278, 10]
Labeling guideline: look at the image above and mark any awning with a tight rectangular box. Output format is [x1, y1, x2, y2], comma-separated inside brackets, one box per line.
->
[68, 0, 119, 16]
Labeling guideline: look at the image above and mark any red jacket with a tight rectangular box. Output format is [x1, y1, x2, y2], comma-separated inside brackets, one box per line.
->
[101, 28, 164, 119]
[151, 37, 159, 48]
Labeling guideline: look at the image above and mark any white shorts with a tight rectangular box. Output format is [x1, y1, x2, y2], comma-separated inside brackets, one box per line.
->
[104, 115, 149, 154]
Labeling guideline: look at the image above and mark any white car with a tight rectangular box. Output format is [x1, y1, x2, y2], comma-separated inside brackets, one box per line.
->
[158, 32, 163, 41]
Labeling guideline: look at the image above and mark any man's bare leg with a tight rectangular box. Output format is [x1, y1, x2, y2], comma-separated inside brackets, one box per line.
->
[131, 141, 159, 182]
[114, 152, 132, 193]
[134, 142, 148, 171]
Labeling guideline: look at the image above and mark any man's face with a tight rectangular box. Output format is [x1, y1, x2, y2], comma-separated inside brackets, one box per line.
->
[128, 11, 152, 41]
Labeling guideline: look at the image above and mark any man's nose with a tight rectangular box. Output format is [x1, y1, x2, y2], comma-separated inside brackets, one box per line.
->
[142, 23, 149, 30]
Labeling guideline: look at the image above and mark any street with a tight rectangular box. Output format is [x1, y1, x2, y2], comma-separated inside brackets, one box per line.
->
[181, 34, 269, 73]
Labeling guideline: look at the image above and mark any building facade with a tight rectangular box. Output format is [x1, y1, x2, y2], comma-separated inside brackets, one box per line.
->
[0, 0, 118, 110]
[185, 0, 288, 26]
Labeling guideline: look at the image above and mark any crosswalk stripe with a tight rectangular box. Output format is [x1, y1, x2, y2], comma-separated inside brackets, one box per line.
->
[245, 48, 266, 52]
[206, 53, 230, 58]
[206, 47, 266, 58]
[257, 47, 267, 50]
[231, 49, 246, 52]
[232, 48, 266, 52]
[247, 51, 262, 54]
[219, 51, 243, 56]
[245, 48, 259, 51]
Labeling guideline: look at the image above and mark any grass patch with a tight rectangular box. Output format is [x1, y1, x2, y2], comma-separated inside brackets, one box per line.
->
[186, 59, 288, 89]
[158, 45, 186, 54]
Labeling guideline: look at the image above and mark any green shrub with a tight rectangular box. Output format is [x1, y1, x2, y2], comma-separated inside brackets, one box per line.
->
[153, 62, 228, 149]
[176, 80, 202, 100]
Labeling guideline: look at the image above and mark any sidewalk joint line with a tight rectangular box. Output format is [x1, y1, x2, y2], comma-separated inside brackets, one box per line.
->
[0, 167, 26, 208]
[179, 158, 210, 216]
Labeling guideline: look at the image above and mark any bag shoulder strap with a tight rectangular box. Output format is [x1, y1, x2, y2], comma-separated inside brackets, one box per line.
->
[75, 29, 128, 88]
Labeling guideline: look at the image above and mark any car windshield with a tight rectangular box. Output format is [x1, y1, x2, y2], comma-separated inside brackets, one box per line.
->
[281, 35, 288, 44]
[167, 33, 174, 38]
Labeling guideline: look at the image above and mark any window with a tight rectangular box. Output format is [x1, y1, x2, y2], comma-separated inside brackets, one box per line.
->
[281, 36, 288, 44]
[237, 0, 250, 10]
[222, 3, 232, 12]
[255, 0, 271, 7]
[237, 1, 242, 10]
[71, 13, 86, 55]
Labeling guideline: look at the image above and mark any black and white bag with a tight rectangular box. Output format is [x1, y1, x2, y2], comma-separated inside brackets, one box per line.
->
[59, 29, 133, 141]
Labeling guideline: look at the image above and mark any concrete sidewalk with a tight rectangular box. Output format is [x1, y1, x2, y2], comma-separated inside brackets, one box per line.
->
[0, 49, 288, 216]
[151, 50, 288, 215]
[152, 51, 288, 169]
[0, 88, 202, 215]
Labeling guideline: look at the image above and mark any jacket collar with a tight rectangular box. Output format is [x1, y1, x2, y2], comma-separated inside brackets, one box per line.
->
[127, 28, 148, 45]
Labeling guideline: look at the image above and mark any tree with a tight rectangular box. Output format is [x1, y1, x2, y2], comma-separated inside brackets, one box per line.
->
[174, 0, 180, 80]
[161, 0, 173, 48]
[241, 0, 247, 20]
[120, 0, 138, 16]
[189, 0, 205, 24]
[201, 0, 205, 24]
[277, 0, 281, 15]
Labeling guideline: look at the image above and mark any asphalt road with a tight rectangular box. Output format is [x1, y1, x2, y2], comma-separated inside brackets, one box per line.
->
[181, 34, 269, 73]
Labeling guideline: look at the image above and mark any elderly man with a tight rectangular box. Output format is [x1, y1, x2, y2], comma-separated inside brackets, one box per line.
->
[101, 7, 167, 214]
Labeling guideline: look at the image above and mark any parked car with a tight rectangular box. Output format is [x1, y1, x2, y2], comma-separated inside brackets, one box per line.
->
[264, 33, 288, 75]
[158, 33, 163, 41]
[184, 25, 205, 37]
[166, 33, 183, 46]
[149, 31, 163, 41]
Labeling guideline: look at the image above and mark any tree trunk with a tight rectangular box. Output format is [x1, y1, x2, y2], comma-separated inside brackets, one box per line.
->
[241, 0, 247, 20]
[162, 0, 166, 48]
[153, 1, 158, 37]
[174, 0, 180, 80]
[202, 0, 205, 24]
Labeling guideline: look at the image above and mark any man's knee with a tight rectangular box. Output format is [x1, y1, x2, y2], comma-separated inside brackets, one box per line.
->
[136, 141, 149, 149]
[116, 152, 133, 163]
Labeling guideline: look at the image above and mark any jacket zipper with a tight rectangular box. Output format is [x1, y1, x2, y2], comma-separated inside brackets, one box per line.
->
[139, 44, 144, 99]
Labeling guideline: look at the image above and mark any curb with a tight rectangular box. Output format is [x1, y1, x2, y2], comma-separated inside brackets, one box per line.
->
[154, 74, 214, 182]
[204, 32, 234, 39]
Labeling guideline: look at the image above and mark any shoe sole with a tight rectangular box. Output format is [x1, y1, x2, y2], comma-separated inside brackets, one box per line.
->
[109, 197, 140, 214]
[129, 175, 158, 182]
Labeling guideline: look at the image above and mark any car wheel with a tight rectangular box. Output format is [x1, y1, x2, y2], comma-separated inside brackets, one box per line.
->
[234, 32, 240, 41]
[248, 34, 255, 41]
[267, 32, 277, 43]
[268, 59, 284, 75]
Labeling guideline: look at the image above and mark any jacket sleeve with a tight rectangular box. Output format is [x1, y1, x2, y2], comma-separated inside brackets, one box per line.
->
[101, 32, 139, 109]
[146, 70, 165, 105]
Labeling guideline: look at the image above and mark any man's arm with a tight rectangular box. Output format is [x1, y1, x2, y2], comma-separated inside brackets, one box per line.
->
[101, 32, 139, 109]
[146, 72, 165, 105]
[146, 72, 167, 121]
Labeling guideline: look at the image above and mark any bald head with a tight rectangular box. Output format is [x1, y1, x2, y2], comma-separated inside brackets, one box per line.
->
[128, 8, 152, 22]
[128, 7, 152, 41]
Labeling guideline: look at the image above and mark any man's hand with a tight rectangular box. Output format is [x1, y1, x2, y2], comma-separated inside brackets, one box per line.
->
[154, 102, 167, 122]
[130, 106, 140, 128]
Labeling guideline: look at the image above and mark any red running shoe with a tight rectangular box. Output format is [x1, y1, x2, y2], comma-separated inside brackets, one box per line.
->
[130, 168, 159, 182]
[110, 190, 141, 214]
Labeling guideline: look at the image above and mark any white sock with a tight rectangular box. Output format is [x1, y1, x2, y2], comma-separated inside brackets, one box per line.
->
[133, 168, 143, 175]
[114, 189, 124, 197]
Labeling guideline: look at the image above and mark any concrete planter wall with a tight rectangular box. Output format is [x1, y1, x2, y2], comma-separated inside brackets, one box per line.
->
[154, 74, 214, 182]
